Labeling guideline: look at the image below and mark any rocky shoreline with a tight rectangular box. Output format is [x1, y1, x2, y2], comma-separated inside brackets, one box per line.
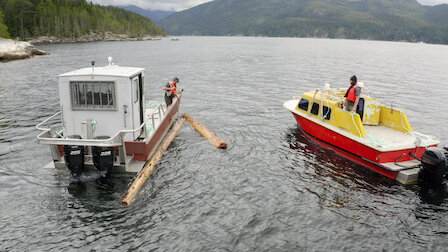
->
[1, 32, 163, 62]
[28, 31, 163, 44]
[0, 39, 47, 62]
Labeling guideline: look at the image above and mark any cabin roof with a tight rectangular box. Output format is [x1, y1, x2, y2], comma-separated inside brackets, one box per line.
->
[58, 65, 145, 78]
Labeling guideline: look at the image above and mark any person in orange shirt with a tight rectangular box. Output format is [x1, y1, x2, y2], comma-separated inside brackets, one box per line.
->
[163, 77, 179, 107]
[344, 75, 361, 112]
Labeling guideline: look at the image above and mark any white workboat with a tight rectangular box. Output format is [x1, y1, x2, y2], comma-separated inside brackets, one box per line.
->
[36, 58, 181, 176]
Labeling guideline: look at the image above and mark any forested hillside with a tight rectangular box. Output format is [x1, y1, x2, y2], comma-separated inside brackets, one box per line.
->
[0, 0, 166, 40]
[160, 0, 448, 44]
[0, 7, 8, 37]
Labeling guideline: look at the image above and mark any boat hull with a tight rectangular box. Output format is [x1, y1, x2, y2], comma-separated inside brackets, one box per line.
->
[49, 98, 181, 174]
[125, 98, 180, 161]
[291, 112, 435, 181]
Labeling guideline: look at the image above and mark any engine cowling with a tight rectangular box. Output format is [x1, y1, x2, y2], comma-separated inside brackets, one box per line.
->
[419, 147, 448, 187]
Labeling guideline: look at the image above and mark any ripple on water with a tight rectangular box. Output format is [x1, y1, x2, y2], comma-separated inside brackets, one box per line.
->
[1, 37, 448, 251]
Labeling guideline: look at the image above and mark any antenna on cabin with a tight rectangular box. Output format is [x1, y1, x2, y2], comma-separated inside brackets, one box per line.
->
[91, 60, 95, 75]
[108, 56, 113, 66]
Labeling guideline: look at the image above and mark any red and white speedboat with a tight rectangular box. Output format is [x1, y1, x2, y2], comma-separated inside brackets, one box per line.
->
[283, 84, 441, 184]
[36, 58, 181, 176]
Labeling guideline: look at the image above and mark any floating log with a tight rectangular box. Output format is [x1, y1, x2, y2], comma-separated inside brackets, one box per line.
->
[120, 117, 186, 206]
[182, 113, 227, 149]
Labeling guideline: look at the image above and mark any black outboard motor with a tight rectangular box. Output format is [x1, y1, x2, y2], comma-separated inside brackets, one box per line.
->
[419, 147, 448, 188]
[63, 135, 85, 176]
[92, 136, 114, 175]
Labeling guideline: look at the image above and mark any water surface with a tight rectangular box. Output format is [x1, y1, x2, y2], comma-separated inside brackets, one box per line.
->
[1, 37, 448, 251]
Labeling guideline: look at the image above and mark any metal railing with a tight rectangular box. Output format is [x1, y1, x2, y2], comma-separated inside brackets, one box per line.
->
[36, 102, 169, 147]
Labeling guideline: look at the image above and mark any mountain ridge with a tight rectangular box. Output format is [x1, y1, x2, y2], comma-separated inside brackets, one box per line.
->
[160, 0, 448, 44]
[117, 5, 175, 23]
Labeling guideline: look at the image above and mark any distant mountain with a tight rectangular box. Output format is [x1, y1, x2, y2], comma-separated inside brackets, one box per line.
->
[160, 0, 448, 44]
[118, 5, 175, 23]
[424, 4, 448, 25]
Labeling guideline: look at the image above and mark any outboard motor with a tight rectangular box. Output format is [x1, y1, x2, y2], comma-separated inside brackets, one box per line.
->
[63, 135, 85, 176]
[92, 136, 114, 175]
[419, 147, 448, 188]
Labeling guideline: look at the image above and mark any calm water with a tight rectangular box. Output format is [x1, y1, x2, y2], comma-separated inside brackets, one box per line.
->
[1, 37, 448, 251]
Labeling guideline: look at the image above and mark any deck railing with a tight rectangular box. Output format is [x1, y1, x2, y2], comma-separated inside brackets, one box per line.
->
[36, 102, 169, 147]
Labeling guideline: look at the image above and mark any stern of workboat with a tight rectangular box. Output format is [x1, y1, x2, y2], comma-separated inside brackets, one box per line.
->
[36, 58, 182, 176]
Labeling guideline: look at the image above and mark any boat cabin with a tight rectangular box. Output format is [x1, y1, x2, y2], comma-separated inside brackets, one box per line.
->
[58, 60, 145, 141]
[295, 87, 412, 139]
[37, 58, 182, 176]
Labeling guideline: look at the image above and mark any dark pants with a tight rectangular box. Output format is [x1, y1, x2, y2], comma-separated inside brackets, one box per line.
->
[345, 100, 355, 111]
[165, 94, 174, 107]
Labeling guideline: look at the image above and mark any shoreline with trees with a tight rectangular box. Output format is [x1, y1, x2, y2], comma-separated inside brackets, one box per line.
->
[0, 33, 163, 62]
[0, 0, 166, 62]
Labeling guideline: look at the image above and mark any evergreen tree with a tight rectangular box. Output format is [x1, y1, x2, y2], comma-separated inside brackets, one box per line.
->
[0, 7, 10, 38]
[0, 0, 165, 40]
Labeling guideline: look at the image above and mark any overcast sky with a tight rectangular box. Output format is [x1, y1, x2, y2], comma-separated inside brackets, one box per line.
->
[90, 0, 448, 11]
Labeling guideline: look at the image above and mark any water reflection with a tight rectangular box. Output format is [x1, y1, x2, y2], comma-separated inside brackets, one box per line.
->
[285, 126, 393, 187]
[67, 175, 131, 211]
[283, 126, 406, 223]
[417, 185, 448, 206]
[286, 126, 448, 207]
[2, 37, 448, 250]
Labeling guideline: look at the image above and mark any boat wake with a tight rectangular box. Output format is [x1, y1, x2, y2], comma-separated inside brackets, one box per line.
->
[69, 170, 109, 183]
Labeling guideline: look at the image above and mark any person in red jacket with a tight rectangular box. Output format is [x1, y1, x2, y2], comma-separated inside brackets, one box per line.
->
[163, 77, 179, 107]
[344, 75, 361, 112]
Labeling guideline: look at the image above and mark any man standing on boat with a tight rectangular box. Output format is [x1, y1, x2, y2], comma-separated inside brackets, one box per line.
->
[344, 75, 361, 112]
[163, 77, 179, 107]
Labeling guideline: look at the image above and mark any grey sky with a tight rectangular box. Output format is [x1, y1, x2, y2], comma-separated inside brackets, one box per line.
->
[90, 0, 213, 11]
[419, 0, 448, 5]
[90, 0, 448, 11]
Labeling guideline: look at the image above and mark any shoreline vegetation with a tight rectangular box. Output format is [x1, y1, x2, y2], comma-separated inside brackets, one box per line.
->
[0, 32, 164, 62]
[0, 0, 167, 62]
[0, 0, 166, 39]
[28, 32, 163, 44]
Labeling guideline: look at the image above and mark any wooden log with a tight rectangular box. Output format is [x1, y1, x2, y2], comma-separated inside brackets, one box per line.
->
[182, 113, 227, 149]
[120, 117, 186, 206]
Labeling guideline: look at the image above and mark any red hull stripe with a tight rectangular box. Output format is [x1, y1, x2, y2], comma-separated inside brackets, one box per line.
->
[125, 98, 180, 161]
[299, 128, 399, 180]
[292, 113, 402, 180]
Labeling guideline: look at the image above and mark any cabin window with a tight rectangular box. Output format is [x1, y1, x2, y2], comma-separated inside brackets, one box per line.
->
[323, 106, 331, 120]
[133, 79, 139, 103]
[298, 99, 309, 111]
[70, 81, 116, 110]
[311, 102, 319, 115]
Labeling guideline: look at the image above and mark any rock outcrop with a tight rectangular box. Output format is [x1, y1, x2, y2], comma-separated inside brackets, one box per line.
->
[0, 39, 48, 62]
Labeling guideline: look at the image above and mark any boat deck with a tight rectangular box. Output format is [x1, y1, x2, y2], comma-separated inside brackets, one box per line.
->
[364, 125, 437, 151]
[138, 101, 167, 140]
[364, 125, 413, 149]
